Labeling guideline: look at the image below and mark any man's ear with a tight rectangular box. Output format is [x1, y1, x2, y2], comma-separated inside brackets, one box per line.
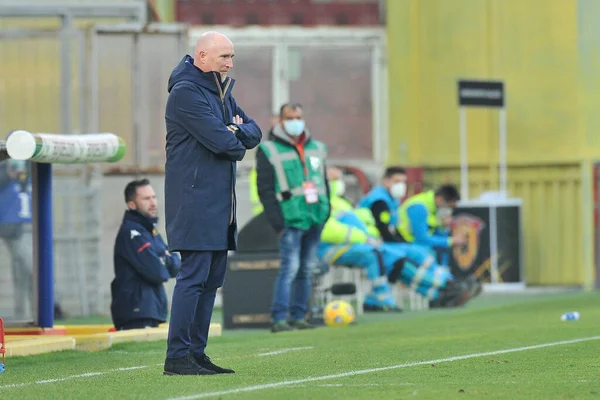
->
[126, 201, 136, 210]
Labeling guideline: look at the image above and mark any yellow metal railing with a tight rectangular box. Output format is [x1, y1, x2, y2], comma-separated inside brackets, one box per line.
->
[422, 163, 585, 286]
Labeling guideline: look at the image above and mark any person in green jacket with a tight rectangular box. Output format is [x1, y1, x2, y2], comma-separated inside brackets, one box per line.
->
[256, 103, 331, 333]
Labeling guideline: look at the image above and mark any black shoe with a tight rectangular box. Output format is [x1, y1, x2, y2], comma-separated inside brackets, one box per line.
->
[163, 354, 217, 376]
[194, 353, 235, 374]
[432, 281, 471, 308]
[271, 321, 295, 333]
[288, 320, 317, 330]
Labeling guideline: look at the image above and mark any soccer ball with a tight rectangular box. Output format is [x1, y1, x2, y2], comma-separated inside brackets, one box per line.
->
[323, 300, 356, 327]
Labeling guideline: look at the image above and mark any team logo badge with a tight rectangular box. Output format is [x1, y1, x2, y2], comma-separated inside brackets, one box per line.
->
[309, 156, 321, 171]
[451, 214, 485, 271]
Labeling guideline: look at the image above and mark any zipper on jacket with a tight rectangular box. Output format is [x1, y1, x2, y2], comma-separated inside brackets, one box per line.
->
[213, 73, 231, 124]
[213, 72, 235, 225]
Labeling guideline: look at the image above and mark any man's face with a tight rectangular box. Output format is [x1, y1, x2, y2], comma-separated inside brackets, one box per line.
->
[280, 106, 305, 137]
[383, 173, 408, 200]
[435, 197, 457, 227]
[200, 38, 234, 80]
[280, 106, 303, 123]
[382, 173, 407, 190]
[128, 185, 158, 219]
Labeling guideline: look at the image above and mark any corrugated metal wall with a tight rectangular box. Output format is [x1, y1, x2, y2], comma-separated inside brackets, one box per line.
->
[423, 164, 584, 285]
[386, 0, 599, 286]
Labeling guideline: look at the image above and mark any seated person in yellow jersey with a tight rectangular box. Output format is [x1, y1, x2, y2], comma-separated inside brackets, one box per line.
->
[326, 167, 382, 238]
[319, 168, 401, 312]
[397, 184, 467, 264]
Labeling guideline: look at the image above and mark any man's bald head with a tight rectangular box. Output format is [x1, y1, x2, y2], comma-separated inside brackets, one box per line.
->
[193, 31, 234, 81]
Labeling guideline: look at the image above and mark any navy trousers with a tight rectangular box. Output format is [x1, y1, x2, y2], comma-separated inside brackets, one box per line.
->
[166, 250, 227, 359]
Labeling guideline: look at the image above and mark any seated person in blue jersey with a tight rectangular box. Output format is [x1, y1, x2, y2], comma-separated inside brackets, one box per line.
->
[0, 159, 34, 319]
[384, 241, 479, 308]
[111, 179, 181, 330]
[397, 184, 467, 265]
[357, 166, 408, 243]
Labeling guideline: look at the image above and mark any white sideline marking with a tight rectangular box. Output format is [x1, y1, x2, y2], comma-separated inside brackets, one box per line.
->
[0, 347, 313, 390]
[118, 366, 149, 371]
[293, 383, 415, 388]
[167, 335, 600, 400]
[256, 347, 314, 357]
[36, 372, 105, 384]
[0, 366, 152, 390]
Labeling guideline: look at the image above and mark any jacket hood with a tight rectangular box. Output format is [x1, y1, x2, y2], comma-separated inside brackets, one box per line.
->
[271, 123, 312, 146]
[167, 55, 235, 97]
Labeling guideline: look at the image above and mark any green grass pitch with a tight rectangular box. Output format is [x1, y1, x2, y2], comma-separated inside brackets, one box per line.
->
[1, 291, 599, 399]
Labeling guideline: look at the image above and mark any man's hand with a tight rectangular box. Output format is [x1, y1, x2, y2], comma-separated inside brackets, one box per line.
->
[227, 115, 244, 133]
[441, 215, 453, 228]
[451, 233, 467, 246]
[159, 250, 173, 265]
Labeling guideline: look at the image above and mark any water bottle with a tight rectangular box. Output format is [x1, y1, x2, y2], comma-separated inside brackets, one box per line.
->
[560, 311, 580, 321]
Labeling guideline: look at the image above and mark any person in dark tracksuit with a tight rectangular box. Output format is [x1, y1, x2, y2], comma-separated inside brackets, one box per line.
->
[163, 31, 262, 376]
[110, 179, 181, 330]
[0, 159, 34, 320]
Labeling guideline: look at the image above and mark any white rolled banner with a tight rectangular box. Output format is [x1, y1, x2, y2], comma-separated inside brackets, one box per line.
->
[6, 130, 126, 164]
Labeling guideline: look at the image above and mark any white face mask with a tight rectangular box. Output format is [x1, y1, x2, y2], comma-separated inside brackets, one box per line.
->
[283, 119, 305, 137]
[437, 207, 453, 220]
[390, 182, 407, 199]
[335, 180, 346, 197]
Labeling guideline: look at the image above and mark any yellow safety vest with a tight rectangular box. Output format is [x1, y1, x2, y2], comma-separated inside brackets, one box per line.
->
[397, 190, 439, 242]
[248, 167, 263, 216]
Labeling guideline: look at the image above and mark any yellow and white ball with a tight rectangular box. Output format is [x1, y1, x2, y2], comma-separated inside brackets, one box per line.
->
[323, 300, 356, 327]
